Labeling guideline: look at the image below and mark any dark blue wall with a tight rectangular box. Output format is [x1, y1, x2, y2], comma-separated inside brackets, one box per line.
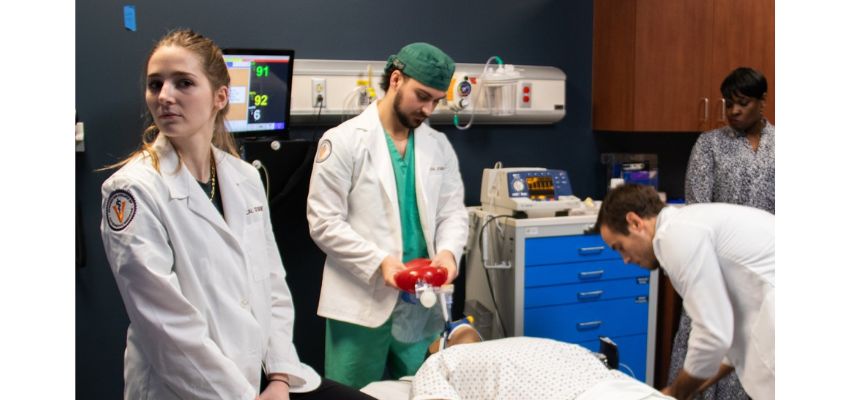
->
[76, 1, 649, 398]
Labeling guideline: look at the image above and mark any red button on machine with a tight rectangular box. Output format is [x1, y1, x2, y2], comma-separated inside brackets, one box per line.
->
[519, 83, 532, 109]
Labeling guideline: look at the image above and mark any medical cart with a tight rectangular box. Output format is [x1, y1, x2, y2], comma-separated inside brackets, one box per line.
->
[465, 208, 659, 385]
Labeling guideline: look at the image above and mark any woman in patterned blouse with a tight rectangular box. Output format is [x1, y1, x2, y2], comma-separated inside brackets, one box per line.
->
[685, 67, 774, 214]
[669, 67, 775, 400]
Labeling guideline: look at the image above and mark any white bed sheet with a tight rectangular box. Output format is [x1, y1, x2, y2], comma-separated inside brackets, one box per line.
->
[361, 374, 672, 400]
[361, 377, 413, 400]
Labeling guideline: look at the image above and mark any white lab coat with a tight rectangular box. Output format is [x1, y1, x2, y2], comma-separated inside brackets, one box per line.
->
[653, 204, 775, 400]
[101, 136, 320, 400]
[306, 102, 468, 328]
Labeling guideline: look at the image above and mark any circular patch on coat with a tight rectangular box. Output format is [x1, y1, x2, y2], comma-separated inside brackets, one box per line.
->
[106, 189, 137, 231]
[316, 139, 332, 163]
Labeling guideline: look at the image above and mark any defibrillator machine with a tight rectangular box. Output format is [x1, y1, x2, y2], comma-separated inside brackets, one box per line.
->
[481, 167, 582, 218]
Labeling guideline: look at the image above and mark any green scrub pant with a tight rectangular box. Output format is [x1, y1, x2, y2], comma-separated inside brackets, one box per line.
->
[324, 318, 435, 389]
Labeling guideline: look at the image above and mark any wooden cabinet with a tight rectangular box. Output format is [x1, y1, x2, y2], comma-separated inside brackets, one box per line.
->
[592, 0, 775, 132]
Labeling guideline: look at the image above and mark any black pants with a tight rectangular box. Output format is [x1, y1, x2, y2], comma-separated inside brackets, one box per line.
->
[261, 375, 377, 400]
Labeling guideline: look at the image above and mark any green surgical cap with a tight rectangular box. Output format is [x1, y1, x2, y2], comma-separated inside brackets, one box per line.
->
[385, 42, 455, 91]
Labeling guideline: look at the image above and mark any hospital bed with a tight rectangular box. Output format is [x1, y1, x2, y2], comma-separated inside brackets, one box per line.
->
[360, 337, 673, 400]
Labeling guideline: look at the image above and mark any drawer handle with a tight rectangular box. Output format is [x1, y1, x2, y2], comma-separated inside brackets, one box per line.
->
[635, 296, 648, 304]
[579, 270, 604, 280]
[636, 277, 649, 285]
[578, 290, 604, 300]
[578, 246, 605, 255]
[577, 320, 603, 330]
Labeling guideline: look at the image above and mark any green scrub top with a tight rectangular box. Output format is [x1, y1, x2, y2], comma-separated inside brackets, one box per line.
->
[384, 130, 429, 263]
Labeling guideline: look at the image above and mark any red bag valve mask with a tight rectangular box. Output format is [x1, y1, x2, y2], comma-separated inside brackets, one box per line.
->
[394, 258, 448, 307]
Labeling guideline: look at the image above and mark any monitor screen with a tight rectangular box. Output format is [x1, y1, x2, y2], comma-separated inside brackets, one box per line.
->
[222, 49, 294, 139]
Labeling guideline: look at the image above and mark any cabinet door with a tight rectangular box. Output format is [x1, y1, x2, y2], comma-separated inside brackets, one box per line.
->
[708, 0, 776, 128]
[593, 0, 774, 132]
[632, 0, 714, 132]
[593, 0, 714, 132]
[592, 0, 637, 131]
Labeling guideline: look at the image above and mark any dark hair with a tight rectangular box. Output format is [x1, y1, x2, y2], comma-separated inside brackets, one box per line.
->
[380, 66, 406, 92]
[594, 184, 666, 235]
[721, 67, 767, 101]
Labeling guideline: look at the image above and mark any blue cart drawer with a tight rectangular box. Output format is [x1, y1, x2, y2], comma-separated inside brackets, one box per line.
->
[524, 297, 649, 342]
[525, 278, 650, 308]
[577, 333, 648, 382]
[526, 260, 648, 287]
[525, 235, 621, 266]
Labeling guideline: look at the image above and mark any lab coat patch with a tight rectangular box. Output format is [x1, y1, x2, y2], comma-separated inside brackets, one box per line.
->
[316, 139, 332, 163]
[106, 189, 137, 231]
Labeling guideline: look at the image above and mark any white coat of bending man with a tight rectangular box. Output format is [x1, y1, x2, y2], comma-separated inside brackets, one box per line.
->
[596, 184, 774, 400]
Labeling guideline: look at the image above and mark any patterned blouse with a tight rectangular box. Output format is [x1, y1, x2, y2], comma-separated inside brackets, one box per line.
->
[685, 121, 775, 214]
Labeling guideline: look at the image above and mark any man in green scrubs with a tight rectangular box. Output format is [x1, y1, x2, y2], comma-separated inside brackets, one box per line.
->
[306, 43, 469, 388]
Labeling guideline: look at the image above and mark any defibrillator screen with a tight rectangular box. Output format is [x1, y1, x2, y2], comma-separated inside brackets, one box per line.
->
[526, 176, 555, 201]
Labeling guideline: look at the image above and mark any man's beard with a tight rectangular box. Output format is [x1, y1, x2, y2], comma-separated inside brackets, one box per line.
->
[393, 90, 426, 129]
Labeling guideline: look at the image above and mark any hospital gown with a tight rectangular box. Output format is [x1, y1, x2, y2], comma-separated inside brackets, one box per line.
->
[411, 337, 671, 400]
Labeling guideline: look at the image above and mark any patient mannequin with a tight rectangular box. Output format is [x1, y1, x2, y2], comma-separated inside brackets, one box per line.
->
[361, 320, 674, 400]
[426, 323, 483, 356]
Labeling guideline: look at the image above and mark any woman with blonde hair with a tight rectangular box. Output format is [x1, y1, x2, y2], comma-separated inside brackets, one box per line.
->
[101, 29, 373, 400]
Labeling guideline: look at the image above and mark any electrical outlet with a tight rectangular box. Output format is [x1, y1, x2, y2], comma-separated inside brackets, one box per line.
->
[311, 78, 327, 108]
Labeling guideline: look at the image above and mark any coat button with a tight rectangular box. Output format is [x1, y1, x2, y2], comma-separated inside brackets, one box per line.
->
[241, 299, 249, 308]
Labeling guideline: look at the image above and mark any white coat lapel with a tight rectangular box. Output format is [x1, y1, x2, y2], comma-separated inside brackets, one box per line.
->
[363, 104, 399, 213]
[413, 128, 436, 251]
[182, 163, 234, 238]
[215, 152, 252, 240]
[154, 136, 238, 242]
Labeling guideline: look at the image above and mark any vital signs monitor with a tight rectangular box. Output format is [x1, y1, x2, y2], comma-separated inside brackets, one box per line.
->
[222, 49, 294, 140]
